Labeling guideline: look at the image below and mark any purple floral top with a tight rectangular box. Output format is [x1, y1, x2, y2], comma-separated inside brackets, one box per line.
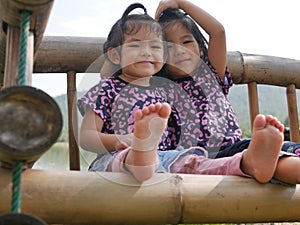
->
[172, 60, 243, 148]
[77, 75, 179, 151]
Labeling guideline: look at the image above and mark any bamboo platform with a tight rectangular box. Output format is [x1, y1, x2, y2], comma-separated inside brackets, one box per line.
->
[1, 0, 300, 224]
[0, 168, 300, 224]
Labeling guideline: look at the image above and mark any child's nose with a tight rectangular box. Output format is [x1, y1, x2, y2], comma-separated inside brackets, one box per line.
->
[174, 44, 185, 55]
[140, 45, 151, 56]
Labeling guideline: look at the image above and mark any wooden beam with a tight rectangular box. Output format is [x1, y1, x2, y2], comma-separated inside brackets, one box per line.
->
[33, 36, 106, 73]
[31, 37, 300, 88]
[0, 168, 299, 224]
[0, 0, 54, 85]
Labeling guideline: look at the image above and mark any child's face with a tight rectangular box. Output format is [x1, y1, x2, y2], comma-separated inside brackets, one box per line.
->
[164, 24, 201, 79]
[120, 27, 164, 82]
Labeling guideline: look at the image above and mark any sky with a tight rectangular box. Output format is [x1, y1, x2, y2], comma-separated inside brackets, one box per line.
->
[32, 0, 300, 97]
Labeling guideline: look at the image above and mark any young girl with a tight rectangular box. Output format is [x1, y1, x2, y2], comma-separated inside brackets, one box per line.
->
[155, 0, 300, 184]
[77, 3, 172, 181]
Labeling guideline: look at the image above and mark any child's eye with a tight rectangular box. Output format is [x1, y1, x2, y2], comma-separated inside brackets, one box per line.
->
[128, 44, 140, 48]
[151, 45, 162, 49]
[183, 40, 193, 44]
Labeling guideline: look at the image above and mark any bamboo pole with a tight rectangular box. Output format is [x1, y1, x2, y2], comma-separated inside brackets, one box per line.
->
[29, 37, 300, 87]
[2, 35, 300, 88]
[286, 84, 300, 142]
[0, 168, 299, 224]
[33, 36, 105, 73]
[181, 174, 300, 224]
[0, 169, 182, 225]
[2, 36, 300, 87]
[67, 71, 80, 170]
[227, 51, 300, 88]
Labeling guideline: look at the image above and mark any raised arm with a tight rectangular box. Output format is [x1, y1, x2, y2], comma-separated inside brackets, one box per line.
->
[79, 108, 133, 154]
[155, 0, 227, 79]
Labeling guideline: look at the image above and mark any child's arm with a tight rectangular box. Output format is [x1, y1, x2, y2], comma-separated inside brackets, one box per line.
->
[79, 108, 133, 154]
[155, 0, 227, 79]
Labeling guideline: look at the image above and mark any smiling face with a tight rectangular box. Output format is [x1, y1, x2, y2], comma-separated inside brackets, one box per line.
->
[164, 24, 201, 79]
[118, 27, 165, 84]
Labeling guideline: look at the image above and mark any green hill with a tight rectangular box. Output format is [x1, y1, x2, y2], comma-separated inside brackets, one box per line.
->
[229, 84, 300, 136]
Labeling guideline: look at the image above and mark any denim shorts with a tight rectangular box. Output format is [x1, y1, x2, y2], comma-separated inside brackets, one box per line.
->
[156, 146, 207, 173]
[88, 146, 207, 173]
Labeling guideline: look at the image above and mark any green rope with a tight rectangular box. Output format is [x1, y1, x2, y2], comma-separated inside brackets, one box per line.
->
[10, 9, 32, 213]
[17, 10, 31, 85]
[11, 161, 23, 213]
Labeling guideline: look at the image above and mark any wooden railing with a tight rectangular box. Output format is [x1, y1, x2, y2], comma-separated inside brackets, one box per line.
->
[27, 37, 300, 170]
[1, 1, 300, 224]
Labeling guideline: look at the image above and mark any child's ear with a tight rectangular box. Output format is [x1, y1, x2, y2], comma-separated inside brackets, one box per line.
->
[107, 47, 121, 64]
[199, 47, 204, 58]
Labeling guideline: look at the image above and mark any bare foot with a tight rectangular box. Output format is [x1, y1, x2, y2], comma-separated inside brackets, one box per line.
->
[125, 102, 171, 182]
[241, 114, 284, 183]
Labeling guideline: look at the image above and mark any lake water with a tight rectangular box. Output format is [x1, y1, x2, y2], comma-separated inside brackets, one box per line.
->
[32, 142, 96, 171]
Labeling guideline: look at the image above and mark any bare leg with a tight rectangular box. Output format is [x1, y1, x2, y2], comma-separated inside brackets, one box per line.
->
[125, 102, 171, 182]
[274, 156, 300, 184]
[241, 114, 284, 183]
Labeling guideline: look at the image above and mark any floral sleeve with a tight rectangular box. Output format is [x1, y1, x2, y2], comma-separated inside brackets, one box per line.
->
[205, 60, 233, 96]
[77, 80, 114, 124]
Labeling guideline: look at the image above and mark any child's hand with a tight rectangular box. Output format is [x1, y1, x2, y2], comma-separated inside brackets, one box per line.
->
[155, 0, 181, 19]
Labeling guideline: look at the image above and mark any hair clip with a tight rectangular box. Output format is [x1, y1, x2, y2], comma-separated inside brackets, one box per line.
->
[120, 3, 147, 31]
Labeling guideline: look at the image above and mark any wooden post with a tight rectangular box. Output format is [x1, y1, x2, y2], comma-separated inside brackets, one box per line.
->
[3, 26, 19, 87]
[67, 71, 80, 170]
[247, 81, 259, 131]
[286, 84, 300, 142]
[3, 25, 33, 87]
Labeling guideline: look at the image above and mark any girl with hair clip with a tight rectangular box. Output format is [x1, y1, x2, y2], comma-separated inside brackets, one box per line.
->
[155, 0, 300, 184]
[78, 3, 173, 182]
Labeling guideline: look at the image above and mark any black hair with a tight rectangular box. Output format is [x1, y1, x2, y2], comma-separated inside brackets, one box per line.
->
[158, 8, 209, 62]
[103, 3, 167, 75]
